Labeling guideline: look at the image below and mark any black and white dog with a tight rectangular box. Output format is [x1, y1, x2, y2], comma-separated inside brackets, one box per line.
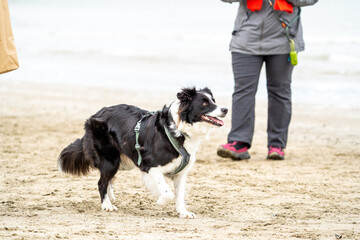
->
[58, 87, 227, 218]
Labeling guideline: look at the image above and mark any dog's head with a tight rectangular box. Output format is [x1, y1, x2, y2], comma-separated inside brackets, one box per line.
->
[176, 87, 227, 127]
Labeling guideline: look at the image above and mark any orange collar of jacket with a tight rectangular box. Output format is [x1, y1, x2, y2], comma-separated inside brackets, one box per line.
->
[247, 0, 293, 13]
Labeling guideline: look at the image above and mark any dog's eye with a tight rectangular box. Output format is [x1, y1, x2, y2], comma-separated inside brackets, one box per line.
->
[202, 99, 210, 106]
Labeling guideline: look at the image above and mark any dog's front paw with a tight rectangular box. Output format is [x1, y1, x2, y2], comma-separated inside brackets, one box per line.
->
[101, 202, 118, 212]
[156, 191, 174, 206]
[179, 211, 197, 219]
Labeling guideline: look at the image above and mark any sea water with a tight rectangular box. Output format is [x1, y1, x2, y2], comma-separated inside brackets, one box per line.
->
[2, 0, 360, 108]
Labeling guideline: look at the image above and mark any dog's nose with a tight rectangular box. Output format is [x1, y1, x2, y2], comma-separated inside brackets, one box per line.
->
[221, 108, 228, 114]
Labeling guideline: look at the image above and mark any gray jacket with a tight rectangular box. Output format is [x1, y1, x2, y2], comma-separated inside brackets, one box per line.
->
[222, 0, 318, 55]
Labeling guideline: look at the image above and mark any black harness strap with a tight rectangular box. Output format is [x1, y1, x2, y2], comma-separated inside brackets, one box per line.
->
[134, 111, 190, 175]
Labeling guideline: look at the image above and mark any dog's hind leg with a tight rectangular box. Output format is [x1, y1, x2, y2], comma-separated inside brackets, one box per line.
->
[98, 160, 120, 211]
[85, 116, 120, 211]
[143, 167, 174, 206]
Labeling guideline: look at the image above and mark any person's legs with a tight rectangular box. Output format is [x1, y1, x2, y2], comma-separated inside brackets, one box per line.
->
[228, 52, 264, 146]
[218, 52, 263, 160]
[265, 54, 294, 156]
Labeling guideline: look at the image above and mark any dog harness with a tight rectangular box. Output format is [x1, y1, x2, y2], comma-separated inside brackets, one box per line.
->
[134, 111, 190, 175]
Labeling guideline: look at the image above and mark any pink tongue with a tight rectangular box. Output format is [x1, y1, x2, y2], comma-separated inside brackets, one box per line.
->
[208, 116, 224, 126]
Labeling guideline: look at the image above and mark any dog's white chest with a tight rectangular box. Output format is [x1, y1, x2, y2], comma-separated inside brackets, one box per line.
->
[161, 156, 183, 175]
[161, 136, 201, 175]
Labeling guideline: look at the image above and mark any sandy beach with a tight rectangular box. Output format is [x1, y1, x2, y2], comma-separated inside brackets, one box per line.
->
[1, 80, 359, 239]
[2, 0, 360, 239]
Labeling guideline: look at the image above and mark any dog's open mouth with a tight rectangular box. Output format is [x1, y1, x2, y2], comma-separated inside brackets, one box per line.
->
[201, 115, 224, 127]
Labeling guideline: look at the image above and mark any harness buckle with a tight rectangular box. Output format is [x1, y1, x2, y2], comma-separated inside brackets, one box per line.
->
[134, 124, 141, 132]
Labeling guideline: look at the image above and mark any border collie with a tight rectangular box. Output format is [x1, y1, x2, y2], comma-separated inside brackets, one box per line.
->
[58, 87, 227, 218]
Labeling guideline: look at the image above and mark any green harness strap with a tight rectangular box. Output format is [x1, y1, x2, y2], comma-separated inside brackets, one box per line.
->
[163, 125, 190, 176]
[134, 112, 190, 175]
[134, 112, 155, 166]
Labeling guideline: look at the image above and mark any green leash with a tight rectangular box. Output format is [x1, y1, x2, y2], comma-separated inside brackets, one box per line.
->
[134, 111, 190, 175]
[268, 0, 301, 66]
[284, 8, 301, 66]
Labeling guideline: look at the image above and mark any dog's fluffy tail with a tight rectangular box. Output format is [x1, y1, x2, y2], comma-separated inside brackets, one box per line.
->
[58, 138, 91, 176]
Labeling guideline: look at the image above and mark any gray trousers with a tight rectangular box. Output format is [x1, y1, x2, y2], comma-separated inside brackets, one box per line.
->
[228, 52, 294, 149]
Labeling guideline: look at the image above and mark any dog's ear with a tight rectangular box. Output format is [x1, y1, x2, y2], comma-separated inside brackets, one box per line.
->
[177, 87, 197, 103]
[177, 88, 196, 124]
[161, 105, 169, 117]
[87, 117, 108, 132]
[201, 87, 213, 97]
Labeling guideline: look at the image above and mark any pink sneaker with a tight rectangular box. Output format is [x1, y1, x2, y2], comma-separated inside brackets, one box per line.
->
[217, 141, 250, 160]
[267, 146, 285, 160]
